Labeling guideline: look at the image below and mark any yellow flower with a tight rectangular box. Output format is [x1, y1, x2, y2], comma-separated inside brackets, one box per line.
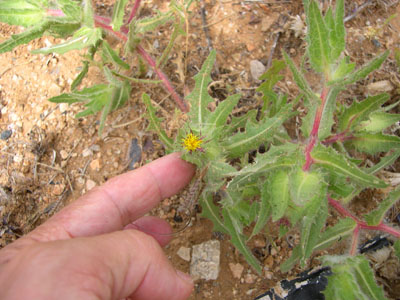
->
[182, 132, 203, 152]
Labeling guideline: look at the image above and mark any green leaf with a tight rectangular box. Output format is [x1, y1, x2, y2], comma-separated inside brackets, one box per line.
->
[111, 0, 129, 31]
[136, 11, 174, 33]
[102, 40, 130, 70]
[204, 160, 236, 193]
[328, 51, 389, 86]
[306, 0, 331, 73]
[222, 208, 262, 274]
[49, 84, 111, 104]
[315, 218, 357, 251]
[252, 182, 271, 236]
[71, 61, 89, 91]
[364, 188, 400, 226]
[0, 0, 47, 27]
[82, 0, 94, 27]
[32, 26, 102, 54]
[281, 245, 301, 272]
[0, 21, 49, 53]
[199, 193, 229, 234]
[323, 255, 387, 300]
[186, 50, 216, 131]
[289, 167, 323, 206]
[330, 0, 345, 61]
[57, 0, 82, 22]
[205, 94, 240, 139]
[142, 93, 173, 151]
[223, 110, 257, 135]
[311, 144, 387, 188]
[223, 105, 291, 158]
[318, 87, 341, 139]
[357, 112, 400, 133]
[300, 194, 327, 264]
[282, 51, 318, 103]
[330, 57, 355, 81]
[266, 170, 290, 222]
[367, 150, 400, 175]
[351, 133, 400, 155]
[338, 93, 390, 132]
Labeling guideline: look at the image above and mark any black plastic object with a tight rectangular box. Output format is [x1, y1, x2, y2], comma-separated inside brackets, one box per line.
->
[254, 267, 332, 300]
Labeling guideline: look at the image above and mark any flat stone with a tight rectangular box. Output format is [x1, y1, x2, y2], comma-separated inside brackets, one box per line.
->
[177, 246, 191, 262]
[60, 150, 69, 160]
[250, 60, 266, 81]
[190, 240, 220, 280]
[89, 159, 101, 171]
[59, 103, 68, 113]
[367, 80, 393, 94]
[82, 148, 93, 157]
[86, 179, 96, 191]
[229, 262, 244, 279]
[0, 130, 12, 140]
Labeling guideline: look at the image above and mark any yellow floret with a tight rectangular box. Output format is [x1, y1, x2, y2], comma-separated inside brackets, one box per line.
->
[182, 133, 203, 152]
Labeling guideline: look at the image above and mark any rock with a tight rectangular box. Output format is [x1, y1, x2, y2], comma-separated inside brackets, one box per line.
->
[86, 179, 96, 191]
[250, 60, 266, 81]
[59, 103, 69, 113]
[270, 247, 277, 256]
[52, 183, 65, 196]
[190, 240, 220, 280]
[82, 148, 93, 157]
[367, 80, 394, 94]
[264, 255, 274, 268]
[60, 150, 69, 160]
[177, 246, 191, 262]
[254, 238, 266, 248]
[90, 159, 101, 171]
[244, 273, 257, 284]
[229, 262, 244, 279]
[89, 144, 101, 152]
[0, 130, 12, 140]
[49, 83, 61, 95]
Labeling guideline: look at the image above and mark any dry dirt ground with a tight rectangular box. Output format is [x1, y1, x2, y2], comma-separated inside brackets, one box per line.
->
[1, 0, 400, 299]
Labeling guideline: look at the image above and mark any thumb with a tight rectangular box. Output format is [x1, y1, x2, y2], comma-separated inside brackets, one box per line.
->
[0, 230, 193, 300]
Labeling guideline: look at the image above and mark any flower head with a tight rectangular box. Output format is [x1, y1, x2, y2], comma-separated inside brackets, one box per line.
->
[182, 132, 203, 152]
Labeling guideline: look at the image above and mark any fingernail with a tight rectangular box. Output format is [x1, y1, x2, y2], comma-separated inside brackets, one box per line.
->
[176, 270, 193, 285]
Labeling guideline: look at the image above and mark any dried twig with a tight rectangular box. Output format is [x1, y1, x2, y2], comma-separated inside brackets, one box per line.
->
[344, 0, 374, 23]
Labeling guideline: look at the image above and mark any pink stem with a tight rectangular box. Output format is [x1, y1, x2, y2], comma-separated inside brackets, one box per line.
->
[127, 0, 142, 25]
[46, 10, 187, 112]
[303, 87, 329, 171]
[328, 196, 400, 239]
[322, 132, 354, 145]
[350, 225, 360, 256]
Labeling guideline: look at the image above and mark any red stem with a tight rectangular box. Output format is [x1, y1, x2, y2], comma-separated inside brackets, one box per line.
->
[127, 0, 142, 25]
[328, 196, 400, 239]
[47, 10, 187, 112]
[303, 87, 329, 171]
[350, 225, 360, 256]
[322, 132, 354, 145]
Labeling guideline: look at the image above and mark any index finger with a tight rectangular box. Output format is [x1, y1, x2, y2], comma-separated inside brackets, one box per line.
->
[28, 153, 196, 241]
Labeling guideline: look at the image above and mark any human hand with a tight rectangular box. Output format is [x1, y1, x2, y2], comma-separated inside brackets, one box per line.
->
[0, 153, 196, 300]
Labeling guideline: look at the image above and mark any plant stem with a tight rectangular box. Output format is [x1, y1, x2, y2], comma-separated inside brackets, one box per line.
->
[303, 87, 329, 171]
[328, 196, 400, 239]
[127, 0, 142, 25]
[322, 132, 354, 145]
[47, 9, 188, 112]
[350, 225, 360, 256]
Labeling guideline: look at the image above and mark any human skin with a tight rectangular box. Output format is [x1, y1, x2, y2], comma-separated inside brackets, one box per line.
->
[0, 153, 196, 300]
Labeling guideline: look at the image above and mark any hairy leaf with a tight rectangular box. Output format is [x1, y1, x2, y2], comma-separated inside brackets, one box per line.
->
[311, 145, 387, 188]
[289, 167, 322, 206]
[136, 11, 174, 33]
[331, 57, 355, 81]
[142, 93, 173, 151]
[328, 51, 389, 86]
[322, 255, 387, 300]
[351, 133, 400, 155]
[71, 61, 89, 91]
[82, 0, 94, 27]
[0, 21, 49, 53]
[283, 51, 318, 103]
[330, 0, 345, 61]
[111, 0, 129, 31]
[366, 150, 400, 174]
[0, 0, 47, 27]
[315, 218, 357, 251]
[300, 194, 328, 264]
[358, 112, 400, 133]
[32, 26, 102, 54]
[281, 245, 302, 272]
[222, 209, 262, 274]
[102, 40, 130, 70]
[205, 94, 240, 139]
[252, 182, 271, 236]
[319, 87, 341, 139]
[268, 170, 290, 221]
[306, 0, 331, 72]
[223, 105, 291, 158]
[186, 50, 216, 131]
[338, 93, 390, 132]
[365, 188, 400, 226]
